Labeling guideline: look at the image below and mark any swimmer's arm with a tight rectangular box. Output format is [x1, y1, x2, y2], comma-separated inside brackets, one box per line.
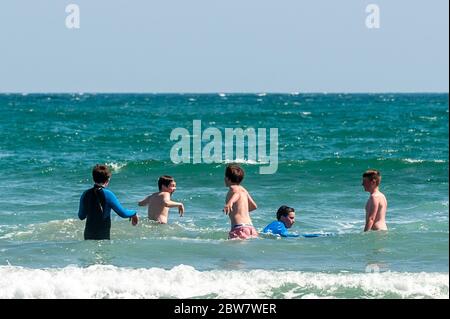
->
[364, 196, 379, 232]
[104, 189, 137, 218]
[278, 224, 299, 237]
[247, 193, 257, 212]
[279, 229, 289, 237]
[163, 193, 184, 216]
[223, 192, 240, 215]
[138, 195, 151, 206]
[78, 191, 87, 220]
[285, 233, 300, 238]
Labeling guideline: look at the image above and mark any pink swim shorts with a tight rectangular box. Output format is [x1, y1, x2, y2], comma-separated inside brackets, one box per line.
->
[228, 224, 258, 240]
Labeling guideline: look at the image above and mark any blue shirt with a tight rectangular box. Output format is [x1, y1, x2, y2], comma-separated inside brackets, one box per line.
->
[262, 221, 300, 238]
[78, 186, 136, 240]
[78, 188, 136, 220]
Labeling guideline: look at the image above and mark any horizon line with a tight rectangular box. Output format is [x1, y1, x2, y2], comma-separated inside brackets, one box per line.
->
[0, 91, 448, 95]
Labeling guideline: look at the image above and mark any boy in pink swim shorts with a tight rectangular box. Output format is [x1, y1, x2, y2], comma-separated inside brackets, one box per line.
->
[223, 164, 258, 240]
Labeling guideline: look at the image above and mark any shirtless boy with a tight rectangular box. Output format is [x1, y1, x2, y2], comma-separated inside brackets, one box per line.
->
[138, 176, 184, 224]
[223, 164, 258, 239]
[362, 169, 388, 231]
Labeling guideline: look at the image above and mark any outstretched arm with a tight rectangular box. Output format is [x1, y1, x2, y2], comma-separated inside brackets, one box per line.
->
[223, 192, 240, 215]
[163, 193, 184, 217]
[138, 196, 150, 206]
[364, 196, 379, 232]
[104, 189, 136, 218]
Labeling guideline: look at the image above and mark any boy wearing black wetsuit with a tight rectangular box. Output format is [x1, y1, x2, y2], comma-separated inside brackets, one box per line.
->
[78, 164, 138, 240]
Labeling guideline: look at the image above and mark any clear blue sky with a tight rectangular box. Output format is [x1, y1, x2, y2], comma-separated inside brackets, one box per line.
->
[0, 0, 448, 93]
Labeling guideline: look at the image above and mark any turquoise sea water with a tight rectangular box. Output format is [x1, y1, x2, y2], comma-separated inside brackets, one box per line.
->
[0, 93, 448, 298]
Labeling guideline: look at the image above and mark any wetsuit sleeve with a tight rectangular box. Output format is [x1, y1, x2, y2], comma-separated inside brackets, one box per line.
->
[262, 224, 271, 234]
[262, 221, 277, 234]
[284, 232, 300, 238]
[104, 189, 136, 218]
[278, 223, 300, 238]
[78, 191, 87, 220]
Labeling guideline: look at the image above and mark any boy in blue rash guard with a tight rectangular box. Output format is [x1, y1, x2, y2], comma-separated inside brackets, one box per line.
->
[262, 205, 299, 238]
[78, 164, 138, 240]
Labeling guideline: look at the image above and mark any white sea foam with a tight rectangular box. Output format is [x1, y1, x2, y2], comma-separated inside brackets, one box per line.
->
[382, 149, 398, 154]
[402, 159, 424, 163]
[0, 152, 14, 159]
[419, 116, 437, 121]
[105, 162, 126, 172]
[0, 265, 447, 299]
[224, 159, 269, 165]
[402, 159, 447, 164]
[0, 230, 33, 240]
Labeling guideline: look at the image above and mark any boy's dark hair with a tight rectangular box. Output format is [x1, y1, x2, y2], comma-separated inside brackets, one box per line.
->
[363, 169, 381, 186]
[225, 164, 245, 184]
[158, 175, 175, 191]
[92, 164, 112, 184]
[277, 205, 295, 220]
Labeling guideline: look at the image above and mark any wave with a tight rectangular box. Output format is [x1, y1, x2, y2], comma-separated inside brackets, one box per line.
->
[105, 162, 127, 172]
[3, 154, 447, 178]
[400, 159, 448, 164]
[0, 265, 447, 299]
[0, 152, 14, 159]
[93, 157, 449, 173]
[223, 159, 268, 165]
[0, 219, 229, 241]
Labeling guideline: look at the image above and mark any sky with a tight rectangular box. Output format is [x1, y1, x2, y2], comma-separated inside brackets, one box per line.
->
[0, 0, 448, 93]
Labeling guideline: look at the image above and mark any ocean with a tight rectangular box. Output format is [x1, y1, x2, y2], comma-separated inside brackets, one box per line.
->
[0, 93, 448, 299]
